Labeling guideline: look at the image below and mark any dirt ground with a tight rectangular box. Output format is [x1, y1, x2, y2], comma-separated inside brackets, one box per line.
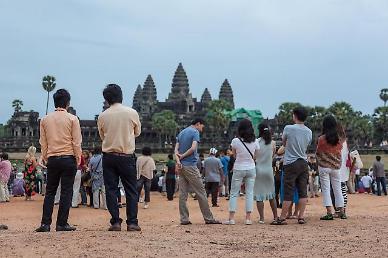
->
[1, 193, 388, 258]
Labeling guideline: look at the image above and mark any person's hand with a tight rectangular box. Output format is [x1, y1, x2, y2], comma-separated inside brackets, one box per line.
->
[176, 153, 183, 160]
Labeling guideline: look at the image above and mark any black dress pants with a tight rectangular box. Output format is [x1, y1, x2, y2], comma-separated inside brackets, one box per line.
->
[103, 153, 138, 226]
[41, 156, 77, 226]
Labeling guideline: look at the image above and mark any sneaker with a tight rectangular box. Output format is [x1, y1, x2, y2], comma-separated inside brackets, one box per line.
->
[144, 204, 149, 209]
[320, 214, 334, 220]
[245, 220, 253, 225]
[223, 220, 235, 225]
[139, 197, 144, 203]
[258, 220, 265, 224]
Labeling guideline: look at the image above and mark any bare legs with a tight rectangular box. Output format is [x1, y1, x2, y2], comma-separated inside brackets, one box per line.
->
[256, 199, 278, 222]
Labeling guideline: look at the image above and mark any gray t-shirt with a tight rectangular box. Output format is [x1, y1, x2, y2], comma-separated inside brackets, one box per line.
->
[203, 156, 223, 183]
[282, 124, 312, 165]
[373, 161, 385, 178]
[177, 126, 200, 166]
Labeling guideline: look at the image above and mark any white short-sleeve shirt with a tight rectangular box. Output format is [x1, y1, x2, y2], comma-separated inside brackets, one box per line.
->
[231, 138, 260, 170]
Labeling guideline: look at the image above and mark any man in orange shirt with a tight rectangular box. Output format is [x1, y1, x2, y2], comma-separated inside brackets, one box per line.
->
[36, 89, 82, 232]
[98, 84, 141, 232]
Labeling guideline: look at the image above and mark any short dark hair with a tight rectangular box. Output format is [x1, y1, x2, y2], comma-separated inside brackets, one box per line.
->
[376, 156, 381, 161]
[142, 147, 152, 156]
[103, 84, 123, 105]
[53, 89, 71, 109]
[293, 106, 308, 122]
[168, 154, 173, 160]
[237, 119, 256, 143]
[191, 118, 205, 125]
[1, 152, 9, 160]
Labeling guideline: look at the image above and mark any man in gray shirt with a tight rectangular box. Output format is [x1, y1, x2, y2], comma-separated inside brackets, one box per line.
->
[203, 148, 224, 207]
[373, 156, 386, 196]
[273, 106, 312, 225]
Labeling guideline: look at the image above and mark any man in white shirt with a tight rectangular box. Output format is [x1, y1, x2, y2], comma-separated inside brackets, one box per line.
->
[361, 173, 372, 194]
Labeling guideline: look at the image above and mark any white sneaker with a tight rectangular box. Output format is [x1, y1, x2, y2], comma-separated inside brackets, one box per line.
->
[144, 203, 149, 209]
[245, 220, 253, 225]
[223, 220, 235, 225]
[139, 197, 144, 203]
[258, 220, 265, 224]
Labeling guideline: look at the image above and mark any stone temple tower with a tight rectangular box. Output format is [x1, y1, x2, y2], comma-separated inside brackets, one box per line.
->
[166, 63, 195, 113]
[132, 84, 143, 112]
[219, 79, 235, 109]
[201, 88, 212, 106]
[140, 75, 158, 118]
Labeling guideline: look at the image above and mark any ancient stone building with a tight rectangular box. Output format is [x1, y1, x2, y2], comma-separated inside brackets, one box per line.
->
[132, 63, 235, 150]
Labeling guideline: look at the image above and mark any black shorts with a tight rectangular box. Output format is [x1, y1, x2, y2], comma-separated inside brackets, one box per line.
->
[283, 159, 309, 201]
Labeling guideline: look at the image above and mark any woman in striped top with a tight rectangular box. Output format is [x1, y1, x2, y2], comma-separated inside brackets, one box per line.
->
[316, 115, 346, 220]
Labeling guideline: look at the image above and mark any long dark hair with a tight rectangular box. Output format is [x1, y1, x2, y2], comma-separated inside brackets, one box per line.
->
[258, 123, 271, 145]
[237, 119, 256, 143]
[322, 115, 339, 146]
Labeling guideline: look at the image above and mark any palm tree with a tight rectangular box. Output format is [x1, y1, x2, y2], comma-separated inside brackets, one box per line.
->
[380, 88, 388, 107]
[42, 75, 56, 115]
[12, 99, 23, 113]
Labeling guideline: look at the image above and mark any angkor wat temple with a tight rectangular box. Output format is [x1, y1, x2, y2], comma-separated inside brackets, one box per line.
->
[0, 63, 237, 152]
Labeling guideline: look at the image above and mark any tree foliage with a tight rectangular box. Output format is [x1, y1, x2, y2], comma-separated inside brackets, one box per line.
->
[380, 88, 388, 107]
[12, 99, 23, 113]
[152, 110, 178, 145]
[42, 75, 56, 115]
[205, 100, 233, 131]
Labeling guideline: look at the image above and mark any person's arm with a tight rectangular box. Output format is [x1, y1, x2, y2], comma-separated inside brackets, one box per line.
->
[174, 142, 182, 167]
[282, 126, 288, 147]
[132, 111, 141, 138]
[97, 115, 105, 142]
[39, 119, 48, 163]
[179, 141, 198, 160]
[72, 118, 82, 166]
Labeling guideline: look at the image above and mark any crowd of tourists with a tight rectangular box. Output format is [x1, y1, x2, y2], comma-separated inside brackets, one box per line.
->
[0, 85, 386, 232]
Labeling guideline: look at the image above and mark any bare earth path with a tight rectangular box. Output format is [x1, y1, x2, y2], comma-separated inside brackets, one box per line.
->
[1, 193, 388, 257]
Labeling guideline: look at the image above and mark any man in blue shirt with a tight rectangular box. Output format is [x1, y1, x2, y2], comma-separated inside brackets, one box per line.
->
[175, 118, 221, 225]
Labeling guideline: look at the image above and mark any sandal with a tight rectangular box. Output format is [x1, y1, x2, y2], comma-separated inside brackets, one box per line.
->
[298, 218, 306, 224]
[271, 218, 287, 225]
[340, 213, 347, 219]
[320, 214, 334, 221]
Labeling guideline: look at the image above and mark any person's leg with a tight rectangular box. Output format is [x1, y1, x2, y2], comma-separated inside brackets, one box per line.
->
[308, 175, 314, 198]
[118, 156, 138, 226]
[211, 182, 218, 206]
[224, 174, 229, 197]
[101, 185, 107, 209]
[244, 169, 256, 221]
[377, 177, 382, 196]
[72, 170, 82, 207]
[93, 189, 100, 208]
[269, 198, 278, 220]
[228, 171, 233, 197]
[166, 178, 173, 200]
[355, 175, 359, 192]
[319, 167, 332, 213]
[80, 185, 87, 205]
[178, 169, 190, 223]
[102, 154, 121, 226]
[205, 182, 211, 198]
[382, 177, 387, 195]
[228, 170, 244, 221]
[0, 182, 5, 202]
[144, 178, 151, 204]
[183, 166, 215, 222]
[56, 158, 77, 227]
[330, 170, 344, 212]
[256, 201, 264, 221]
[41, 159, 62, 226]
[295, 161, 309, 220]
[341, 182, 348, 210]
[279, 163, 297, 220]
[136, 176, 144, 202]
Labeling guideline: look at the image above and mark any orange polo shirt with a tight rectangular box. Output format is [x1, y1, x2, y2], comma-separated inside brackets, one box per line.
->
[39, 108, 82, 165]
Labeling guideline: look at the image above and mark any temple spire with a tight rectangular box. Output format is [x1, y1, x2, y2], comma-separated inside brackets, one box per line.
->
[219, 79, 234, 109]
[132, 84, 143, 111]
[142, 75, 157, 102]
[167, 63, 190, 102]
[201, 88, 212, 105]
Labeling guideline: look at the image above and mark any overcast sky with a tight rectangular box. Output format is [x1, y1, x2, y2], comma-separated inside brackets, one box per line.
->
[1, 0, 388, 124]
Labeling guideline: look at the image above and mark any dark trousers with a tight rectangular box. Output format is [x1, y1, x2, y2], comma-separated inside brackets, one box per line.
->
[206, 182, 219, 206]
[137, 175, 151, 203]
[41, 156, 77, 226]
[376, 177, 387, 196]
[166, 177, 176, 200]
[355, 175, 360, 191]
[274, 176, 281, 208]
[228, 171, 233, 195]
[103, 153, 138, 226]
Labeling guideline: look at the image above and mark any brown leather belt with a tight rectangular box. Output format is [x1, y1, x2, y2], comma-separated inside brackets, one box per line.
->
[48, 155, 75, 159]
